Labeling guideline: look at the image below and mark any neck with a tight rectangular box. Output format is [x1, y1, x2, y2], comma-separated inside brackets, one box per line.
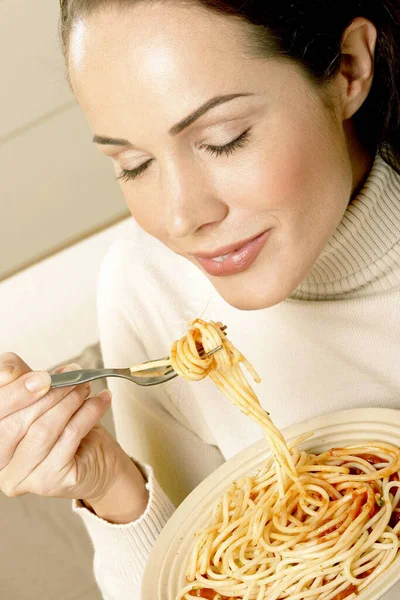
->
[291, 154, 400, 301]
[345, 120, 374, 200]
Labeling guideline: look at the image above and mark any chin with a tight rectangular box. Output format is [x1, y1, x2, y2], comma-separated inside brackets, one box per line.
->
[211, 278, 296, 311]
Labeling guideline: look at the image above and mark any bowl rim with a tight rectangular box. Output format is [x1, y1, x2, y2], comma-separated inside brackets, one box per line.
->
[143, 407, 400, 600]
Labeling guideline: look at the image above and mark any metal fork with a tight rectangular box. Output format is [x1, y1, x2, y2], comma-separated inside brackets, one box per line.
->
[50, 345, 222, 389]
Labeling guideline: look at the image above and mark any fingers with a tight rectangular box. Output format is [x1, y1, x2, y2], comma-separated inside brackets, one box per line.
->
[57, 390, 112, 460]
[0, 354, 109, 499]
[0, 364, 87, 470]
[34, 391, 112, 494]
[0, 357, 52, 420]
[51, 364, 76, 375]
[17, 364, 90, 429]
[3, 381, 92, 489]
[0, 353, 86, 420]
[0, 353, 31, 387]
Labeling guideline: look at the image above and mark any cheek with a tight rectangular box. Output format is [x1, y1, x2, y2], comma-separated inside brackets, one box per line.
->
[232, 137, 321, 227]
[124, 189, 167, 240]
[226, 106, 341, 224]
[249, 109, 347, 228]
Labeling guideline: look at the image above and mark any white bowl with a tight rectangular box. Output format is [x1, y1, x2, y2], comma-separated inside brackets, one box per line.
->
[142, 408, 400, 600]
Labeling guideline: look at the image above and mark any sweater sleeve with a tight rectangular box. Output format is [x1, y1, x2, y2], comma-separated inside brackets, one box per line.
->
[72, 462, 175, 598]
[73, 239, 225, 599]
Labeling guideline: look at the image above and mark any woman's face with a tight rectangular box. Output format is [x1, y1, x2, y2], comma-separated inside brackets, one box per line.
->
[69, 3, 357, 310]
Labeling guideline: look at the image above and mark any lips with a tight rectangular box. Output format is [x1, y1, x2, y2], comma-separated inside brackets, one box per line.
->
[193, 230, 271, 277]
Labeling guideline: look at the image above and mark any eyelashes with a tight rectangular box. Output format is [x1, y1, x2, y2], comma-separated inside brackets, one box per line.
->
[202, 129, 250, 157]
[117, 128, 251, 183]
[117, 160, 153, 183]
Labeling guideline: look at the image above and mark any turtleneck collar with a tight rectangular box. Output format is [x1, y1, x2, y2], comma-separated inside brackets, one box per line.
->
[291, 155, 400, 301]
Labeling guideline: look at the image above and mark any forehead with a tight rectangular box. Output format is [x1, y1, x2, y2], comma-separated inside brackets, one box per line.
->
[68, 3, 268, 135]
[69, 3, 250, 80]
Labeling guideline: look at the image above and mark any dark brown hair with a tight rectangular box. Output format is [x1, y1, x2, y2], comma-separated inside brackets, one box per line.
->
[60, 0, 400, 173]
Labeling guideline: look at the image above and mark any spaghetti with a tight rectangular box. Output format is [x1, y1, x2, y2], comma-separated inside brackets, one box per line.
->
[170, 319, 298, 497]
[170, 320, 400, 600]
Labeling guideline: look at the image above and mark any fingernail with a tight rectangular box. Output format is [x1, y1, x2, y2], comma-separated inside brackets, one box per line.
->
[62, 363, 82, 372]
[25, 371, 52, 393]
[99, 389, 112, 402]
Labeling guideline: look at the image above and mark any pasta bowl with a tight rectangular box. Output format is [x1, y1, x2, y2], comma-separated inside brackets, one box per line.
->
[142, 408, 400, 600]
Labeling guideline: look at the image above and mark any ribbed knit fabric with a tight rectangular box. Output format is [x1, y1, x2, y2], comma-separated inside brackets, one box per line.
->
[74, 465, 174, 598]
[74, 155, 400, 600]
[292, 156, 400, 300]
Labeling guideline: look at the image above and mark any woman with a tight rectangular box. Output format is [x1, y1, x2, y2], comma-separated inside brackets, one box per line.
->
[0, 0, 399, 597]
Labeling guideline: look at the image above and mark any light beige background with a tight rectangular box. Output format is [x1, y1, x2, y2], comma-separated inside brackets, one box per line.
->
[0, 0, 129, 282]
[0, 2, 134, 598]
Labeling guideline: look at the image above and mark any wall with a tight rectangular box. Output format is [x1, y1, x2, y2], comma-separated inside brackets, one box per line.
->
[0, 217, 135, 370]
[0, 0, 129, 281]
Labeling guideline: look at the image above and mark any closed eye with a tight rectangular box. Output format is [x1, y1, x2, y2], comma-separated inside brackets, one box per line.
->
[202, 129, 251, 157]
[117, 160, 153, 183]
[117, 128, 251, 183]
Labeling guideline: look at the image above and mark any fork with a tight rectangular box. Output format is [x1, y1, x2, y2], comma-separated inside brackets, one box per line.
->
[50, 345, 223, 389]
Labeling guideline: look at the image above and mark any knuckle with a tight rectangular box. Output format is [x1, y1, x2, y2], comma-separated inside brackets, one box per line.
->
[0, 419, 9, 441]
[78, 383, 91, 398]
[29, 419, 52, 442]
[69, 386, 90, 408]
[1, 413, 24, 441]
[0, 352, 19, 365]
[31, 482, 49, 497]
[62, 421, 80, 443]
[30, 472, 57, 497]
[83, 399, 99, 417]
[0, 458, 10, 472]
[0, 425, 20, 470]
[1, 481, 18, 498]
[0, 429, 20, 469]
[65, 385, 84, 402]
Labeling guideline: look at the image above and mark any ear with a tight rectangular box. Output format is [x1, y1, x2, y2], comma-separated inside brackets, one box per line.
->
[338, 17, 377, 120]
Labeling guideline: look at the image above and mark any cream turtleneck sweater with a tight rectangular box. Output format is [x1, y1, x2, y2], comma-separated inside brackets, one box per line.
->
[74, 155, 400, 600]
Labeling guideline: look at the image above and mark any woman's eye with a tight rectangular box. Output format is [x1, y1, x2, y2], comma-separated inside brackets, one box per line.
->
[203, 129, 251, 157]
[117, 160, 152, 183]
[116, 129, 251, 183]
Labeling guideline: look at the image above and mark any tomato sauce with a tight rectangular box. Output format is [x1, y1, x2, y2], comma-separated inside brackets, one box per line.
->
[359, 567, 375, 579]
[349, 492, 367, 521]
[362, 454, 383, 465]
[190, 585, 359, 600]
[330, 584, 358, 600]
[188, 456, 398, 600]
[349, 454, 385, 475]
[189, 591, 232, 599]
[349, 467, 363, 475]
[390, 508, 400, 528]
[369, 502, 379, 519]
[195, 341, 205, 354]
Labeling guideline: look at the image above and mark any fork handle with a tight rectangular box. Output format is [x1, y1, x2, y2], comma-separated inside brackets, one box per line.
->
[50, 369, 130, 389]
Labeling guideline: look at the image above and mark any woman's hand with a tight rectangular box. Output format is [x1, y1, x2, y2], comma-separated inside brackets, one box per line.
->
[0, 353, 149, 523]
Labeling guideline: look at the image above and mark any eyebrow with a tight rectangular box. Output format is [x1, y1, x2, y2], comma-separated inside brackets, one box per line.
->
[93, 93, 254, 146]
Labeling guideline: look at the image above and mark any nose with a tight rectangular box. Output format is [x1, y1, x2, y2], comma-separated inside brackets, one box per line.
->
[163, 160, 228, 239]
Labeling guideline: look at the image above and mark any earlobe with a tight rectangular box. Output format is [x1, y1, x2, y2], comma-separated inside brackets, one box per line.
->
[339, 18, 377, 120]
